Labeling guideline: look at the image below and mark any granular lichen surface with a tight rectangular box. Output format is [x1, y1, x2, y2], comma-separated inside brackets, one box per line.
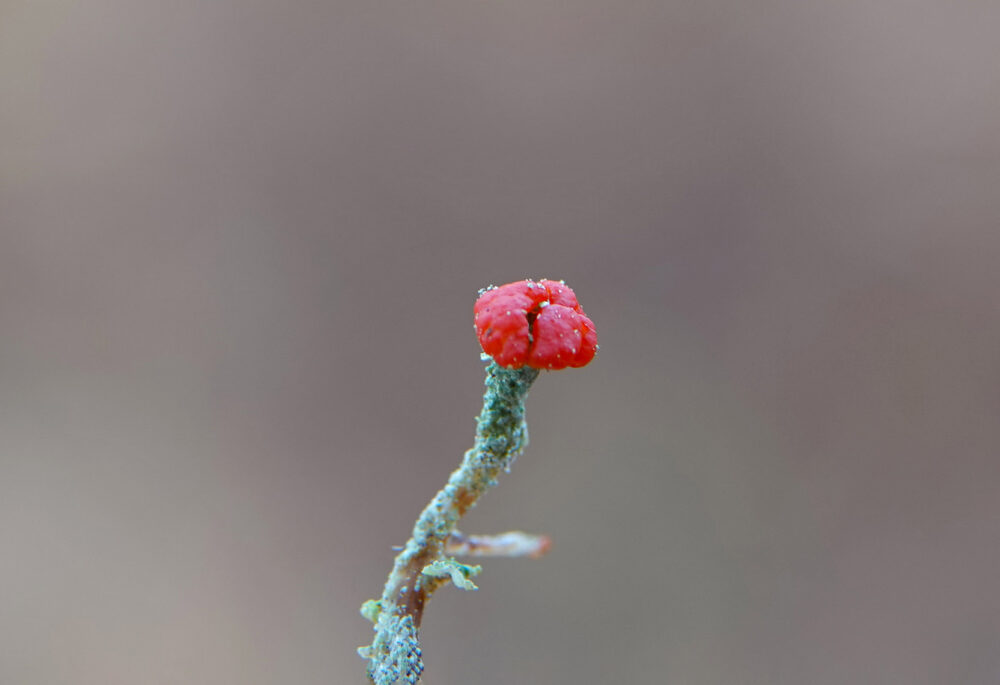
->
[360, 363, 539, 684]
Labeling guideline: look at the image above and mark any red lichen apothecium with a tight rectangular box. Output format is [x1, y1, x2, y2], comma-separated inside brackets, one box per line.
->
[474, 279, 598, 369]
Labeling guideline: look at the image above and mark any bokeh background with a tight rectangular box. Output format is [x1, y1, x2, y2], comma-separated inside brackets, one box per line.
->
[3, 1, 999, 683]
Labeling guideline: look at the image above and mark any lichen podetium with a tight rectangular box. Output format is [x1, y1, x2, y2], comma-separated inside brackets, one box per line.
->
[360, 362, 539, 684]
[359, 279, 597, 684]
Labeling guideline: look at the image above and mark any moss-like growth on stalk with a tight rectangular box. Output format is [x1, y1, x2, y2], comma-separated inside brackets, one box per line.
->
[360, 363, 539, 684]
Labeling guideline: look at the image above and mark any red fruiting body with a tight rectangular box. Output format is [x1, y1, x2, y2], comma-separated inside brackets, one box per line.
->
[474, 279, 597, 369]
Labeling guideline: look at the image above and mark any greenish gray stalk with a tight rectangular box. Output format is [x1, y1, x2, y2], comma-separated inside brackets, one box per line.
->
[360, 362, 540, 685]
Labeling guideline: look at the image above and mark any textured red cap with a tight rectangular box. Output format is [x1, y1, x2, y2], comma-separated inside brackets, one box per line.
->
[474, 279, 597, 369]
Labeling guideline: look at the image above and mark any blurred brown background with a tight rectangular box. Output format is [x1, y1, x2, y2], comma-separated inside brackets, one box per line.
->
[2, 1, 999, 683]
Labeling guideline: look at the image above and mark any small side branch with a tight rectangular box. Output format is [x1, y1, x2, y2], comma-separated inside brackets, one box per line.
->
[446, 530, 552, 559]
